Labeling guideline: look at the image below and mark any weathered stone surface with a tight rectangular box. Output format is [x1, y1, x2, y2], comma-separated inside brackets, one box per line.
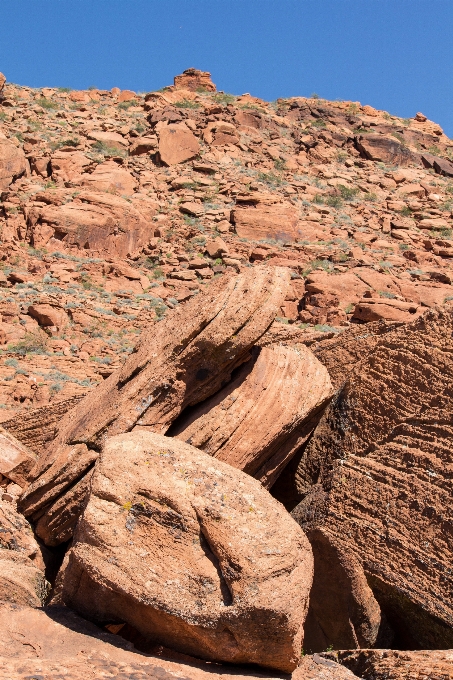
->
[0, 498, 44, 569]
[172, 344, 332, 488]
[328, 648, 453, 680]
[20, 267, 291, 545]
[355, 135, 415, 166]
[0, 135, 27, 189]
[80, 160, 137, 194]
[28, 303, 69, 329]
[0, 72, 5, 93]
[293, 307, 453, 649]
[233, 195, 302, 242]
[87, 130, 129, 148]
[61, 430, 313, 672]
[0, 548, 49, 606]
[50, 150, 90, 182]
[0, 603, 357, 680]
[158, 124, 200, 165]
[303, 528, 381, 654]
[174, 68, 216, 92]
[352, 298, 419, 323]
[30, 190, 156, 257]
[0, 426, 37, 485]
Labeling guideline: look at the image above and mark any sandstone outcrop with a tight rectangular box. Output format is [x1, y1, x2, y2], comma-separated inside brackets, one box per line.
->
[0, 549, 49, 606]
[355, 134, 415, 166]
[61, 430, 313, 672]
[0, 134, 27, 189]
[20, 267, 291, 545]
[233, 194, 302, 242]
[174, 68, 216, 92]
[292, 307, 453, 649]
[328, 648, 453, 680]
[172, 343, 332, 488]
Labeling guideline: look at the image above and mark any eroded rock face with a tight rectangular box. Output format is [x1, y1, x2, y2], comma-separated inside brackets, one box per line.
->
[61, 431, 313, 673]
[172, 344, 332, 488]
[20, 267, 291, 545]
[329, 649, 453, 680]
[355, 134, 416, 166]
[0, 426, 37, 486]
[0, 135, 27, 189]
[293, 307, 453, 649]
[233, 195, 302, 242]
[0, 549, 49, 606]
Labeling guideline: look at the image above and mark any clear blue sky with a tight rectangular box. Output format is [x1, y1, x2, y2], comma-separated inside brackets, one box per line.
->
[1, 1, 452, 136]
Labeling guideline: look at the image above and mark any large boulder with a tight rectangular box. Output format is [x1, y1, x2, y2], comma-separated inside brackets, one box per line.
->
[233, 194, 302, 242]
[355, 134, 415, 166]
[61, 431, 313, 673]
[292, 307, 453, 649]
[0, 134, 27, 190]
[172, 344, 332, 488]
[20, 267, 291, 545]
[80, 160, 137, 195]
[0, 426, 37, 486]
[158, 123, 200, 165]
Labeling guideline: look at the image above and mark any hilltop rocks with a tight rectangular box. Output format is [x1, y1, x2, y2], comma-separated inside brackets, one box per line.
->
[172, 344, 332, 488]
[158, 124, 200, 165]
[293, 307, 453, 649]
[61, 431, 313, 672]
[80, 160, 137, 195]
[0, 135, 27, 189]
[20, 267, 291, 545]
[0, 72, 5, 93]
[174, 68, 216, 92]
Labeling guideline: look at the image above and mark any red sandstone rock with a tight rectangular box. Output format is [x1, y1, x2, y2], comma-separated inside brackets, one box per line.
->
[0, 72, 5, 93]
[172, 344, 332, 488]
[28, 303, 69, 329]
[234, 195, 302, 241]
[0, 426, 37, 486]
[0, 549, 49, 606]
[355, 135, 415, 166]
[158, 124, 200, 165]
[328, 648, 453, 680]
[20, 267, 291, 545]
[293, 307, 453, 649]
[174, 68, 216, 92]
[61, 430, 313, 672]
[80, 160, 137, 194]
[0, 134, 27, 189]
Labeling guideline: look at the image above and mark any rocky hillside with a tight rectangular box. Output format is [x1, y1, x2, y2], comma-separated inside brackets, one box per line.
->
[1, 68, 453, 680]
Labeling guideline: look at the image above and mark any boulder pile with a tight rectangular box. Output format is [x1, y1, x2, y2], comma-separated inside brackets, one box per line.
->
[0, 67, 453, 679]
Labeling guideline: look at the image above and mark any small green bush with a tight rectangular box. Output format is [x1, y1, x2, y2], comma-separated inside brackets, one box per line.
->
[36, 97, 57, 109]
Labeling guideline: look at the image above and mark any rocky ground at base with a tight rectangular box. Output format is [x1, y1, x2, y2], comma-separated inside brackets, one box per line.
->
[0, 67, 453, 679]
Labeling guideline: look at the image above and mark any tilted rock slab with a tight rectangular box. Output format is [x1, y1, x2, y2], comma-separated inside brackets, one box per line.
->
[0, 426, 37, 486]
[0, 134, 27, 190]
[293, 307, 453, 649]
[20, 267, 291, 545]
[171, 344, 332, 488]
[329, 648, 453, 680]
[61, 431, 313, 673]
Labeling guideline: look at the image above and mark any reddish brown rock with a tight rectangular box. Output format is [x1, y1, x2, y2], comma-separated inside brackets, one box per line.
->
[352, 298, 419, 323]
[174, 68, 216, 92]
[20, 267, 291, 545]
[30, 190, 155, 257]
[293, 307, 453, 649]
[0, 549, 49, 606]
[0, 498, 45, 569]
[329, 648, 453, 680]
[88, 130, 129, 149]
[355, 135, 415, 166]
[0, 426, 37, 486]
[28, 303, 69, 329]
[172, 344, 332, 488]
[233, 194, 302, 242]
[0, 603, 357, 680]
[80, 160, 137, 194]
[61, 430, 313, 673]
[50, 150, 90, 182]
[0, 134, 27, 189]
[0, 72, 5, 93]
[158, 124, 200, 165]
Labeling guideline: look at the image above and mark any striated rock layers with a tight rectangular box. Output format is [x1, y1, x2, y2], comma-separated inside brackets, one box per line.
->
[171, 343, 333, 488]
[292, 307, 453, 649]
[328, 648, 453, 680]
[61, 431, 313, 673]
[20, 267, 291, 545]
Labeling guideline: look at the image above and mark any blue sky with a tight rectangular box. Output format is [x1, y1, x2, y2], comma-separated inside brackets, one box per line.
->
[1, 1, 452, 136]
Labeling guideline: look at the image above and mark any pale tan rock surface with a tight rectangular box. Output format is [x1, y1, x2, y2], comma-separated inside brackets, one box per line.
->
[20, 267, 291, 545]
[172, 344, 332, 488]
[0, 426, 37, 485]
[61, 430, 313, 673]
[0, 548, 49, 607]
